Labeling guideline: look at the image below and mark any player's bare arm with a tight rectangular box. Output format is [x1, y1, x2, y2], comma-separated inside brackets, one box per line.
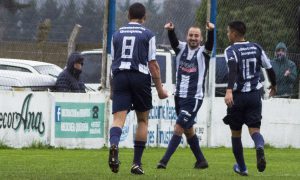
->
[109, 73, 113, 100]
[266, 68, 277, 97]
[225, 89, 234, 108]
[149, 60, 168, 99]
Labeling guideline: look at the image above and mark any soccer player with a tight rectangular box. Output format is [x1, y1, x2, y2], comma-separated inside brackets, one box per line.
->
[108, 2, 168, 175]
[157, 21, 214, 169]
[223, 20, 277, 176]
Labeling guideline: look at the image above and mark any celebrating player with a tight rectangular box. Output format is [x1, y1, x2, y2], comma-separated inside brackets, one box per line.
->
[223, 20, 277, 176]
[157, 21, 214, 169]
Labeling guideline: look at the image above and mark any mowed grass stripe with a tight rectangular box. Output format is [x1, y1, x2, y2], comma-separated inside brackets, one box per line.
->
[0, 148, 299, 179]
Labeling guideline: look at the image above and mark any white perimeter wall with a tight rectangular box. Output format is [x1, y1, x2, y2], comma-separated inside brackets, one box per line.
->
[0, 91, 299, 148]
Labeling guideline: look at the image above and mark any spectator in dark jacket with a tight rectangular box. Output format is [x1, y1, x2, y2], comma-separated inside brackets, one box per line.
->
[271, 42, 297, 97]
[56, 52, 86, 92]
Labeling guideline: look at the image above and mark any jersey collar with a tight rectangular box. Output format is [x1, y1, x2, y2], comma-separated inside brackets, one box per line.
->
[234, 41, 249, 45]
[128, 22, 141, 25]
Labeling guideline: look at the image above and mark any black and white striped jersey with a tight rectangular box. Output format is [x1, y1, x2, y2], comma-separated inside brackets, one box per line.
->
[224, 41, 272, 92]
[174, 42, 210, 99]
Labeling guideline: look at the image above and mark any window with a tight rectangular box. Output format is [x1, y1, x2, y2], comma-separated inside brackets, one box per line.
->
[80, 53, 102, 83]
[34, 65, 62, 77]
[215, 56, 228, 84]
[0, 65, 31, 73]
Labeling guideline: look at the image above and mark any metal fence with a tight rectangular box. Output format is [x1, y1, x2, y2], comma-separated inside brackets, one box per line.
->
[0, 0, 201, 66]
[197, 0, 300, 98]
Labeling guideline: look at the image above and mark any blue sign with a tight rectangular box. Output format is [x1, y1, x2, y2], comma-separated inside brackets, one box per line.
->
[55, 106, 61, 122]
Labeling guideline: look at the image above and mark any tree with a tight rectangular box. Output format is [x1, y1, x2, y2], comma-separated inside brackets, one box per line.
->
[55, 0, 80, 41]
[40, 0, 62, 21]
[78, 0, 104, 43]
[196, 0, 300, 54]
[0, 0, 30, 40]
[116, 0, 131, 28]
[39, 0, 62, 41]
[17, 0, 40, 41]
[158, 0, 198, 44]
[118, 0, 131, 13]
[0, 0, 30, 13]
[1, 10, 20, 41]
[143, 0, 162, 44]
[144, 0, 160, 14]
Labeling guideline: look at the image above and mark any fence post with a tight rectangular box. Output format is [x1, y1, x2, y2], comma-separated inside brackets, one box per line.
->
[297, 6, 300, 46]
[67, 24, 82, 57]
[206, 0, 217, 147]
[102, 0, 116, 147]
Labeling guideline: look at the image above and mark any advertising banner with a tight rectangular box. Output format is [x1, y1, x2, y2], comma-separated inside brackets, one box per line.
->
[55, 102, 104, 138]
[52, 93, 106, 148]
[0, 92, 51, 148]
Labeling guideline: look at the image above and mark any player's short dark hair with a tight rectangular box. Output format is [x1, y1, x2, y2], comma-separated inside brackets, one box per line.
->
[128, 3, 146, 19]
[189, 25, 201, 30]
[228, 21, 246, 36]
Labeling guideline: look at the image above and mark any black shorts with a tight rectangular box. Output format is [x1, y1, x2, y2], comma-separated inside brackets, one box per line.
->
[112, 71, 152, 114]
[227, 90, 262, 131]
[175, 96, 203, 129]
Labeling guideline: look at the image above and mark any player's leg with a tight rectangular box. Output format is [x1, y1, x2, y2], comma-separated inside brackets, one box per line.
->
[245, 90, 266, 172]
[225, 92, 248, 175]
[157, 123, 184, 169]
[109, 72, 132, 173]
[249, 127, 266, 172]
[184, 127, 208, 169]
[227, 94, 248, 175]
[110, 111, 127, 147]
[130, 110, 149, 174]
[183, 98, 207, 169]
[158, 97, 201, 169]
[231, 129, 248, 176]
[129, 72, 152, 174]
[108, 111, 127, 173]
[157, 96, 184, 168]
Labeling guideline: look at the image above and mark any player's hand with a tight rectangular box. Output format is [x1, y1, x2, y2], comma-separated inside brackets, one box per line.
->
[158, 87, 168, 99]
[284, 69, 290, 77]
[224, 89, 234, 108]
[268, 85, 277, 97]
[206, 21, 215, 31]
[164, 22, 174, 30]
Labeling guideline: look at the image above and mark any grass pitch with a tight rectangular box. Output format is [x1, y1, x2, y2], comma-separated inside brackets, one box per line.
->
[0, 147, 299, 179]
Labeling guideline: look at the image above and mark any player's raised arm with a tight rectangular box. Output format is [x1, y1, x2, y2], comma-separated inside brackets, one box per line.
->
[205, 22, 215, 53]
[164, 22, 180, 53]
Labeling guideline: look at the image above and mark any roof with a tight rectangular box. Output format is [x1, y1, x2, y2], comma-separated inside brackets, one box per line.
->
[0, 58, 55, 67]
[81, 49, 103, 55]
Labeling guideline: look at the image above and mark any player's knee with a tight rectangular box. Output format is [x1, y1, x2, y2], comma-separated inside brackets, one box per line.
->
[231, 130, 242, 137]
[184, 128, 195, 139]
[174, 124, 184, 136]
[137, 118, 148, 125]
[248, 127, 260, 135]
